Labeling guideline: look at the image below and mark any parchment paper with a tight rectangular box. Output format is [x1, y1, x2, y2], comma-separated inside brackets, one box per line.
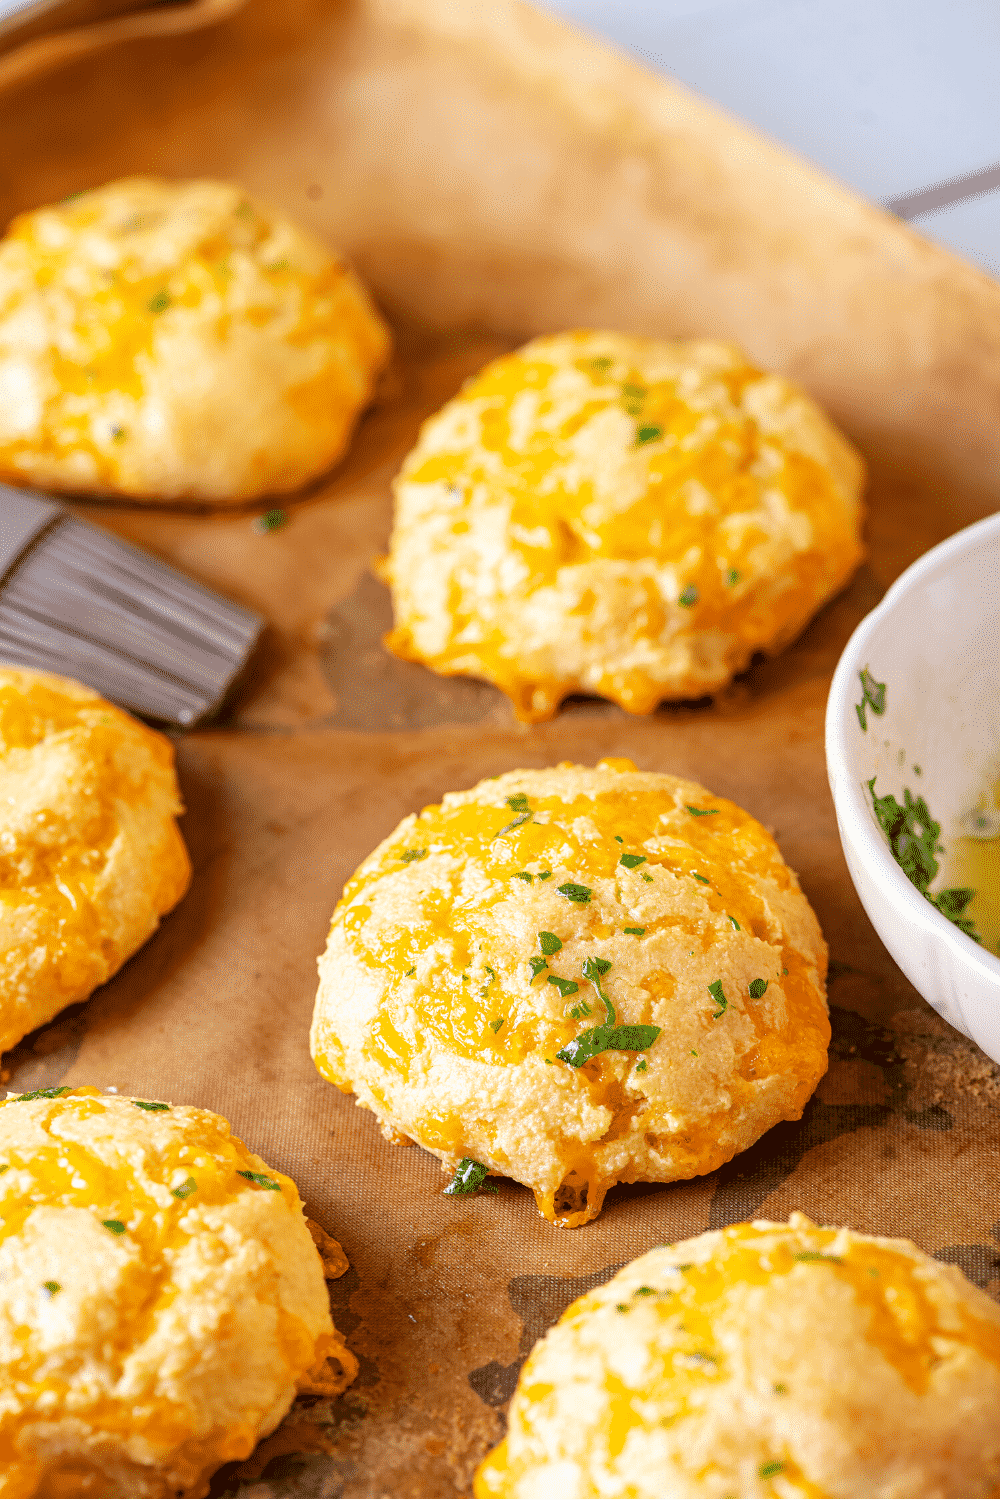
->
[2, 4, 999, 1496]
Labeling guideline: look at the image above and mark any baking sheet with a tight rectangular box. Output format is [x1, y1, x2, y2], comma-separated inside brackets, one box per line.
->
[2, 3, 1000, 1496]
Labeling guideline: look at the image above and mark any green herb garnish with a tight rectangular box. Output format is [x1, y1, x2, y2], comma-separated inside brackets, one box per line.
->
[0, 1165, 8, 1174]
[568, 1000, 593, 1019]
[707, 980, 728, 1019]
[147, 289, 171, 313]
[557, 882, 591, 904]
[855, 667, 886, 730]
[867, 778, 980, 940]
[547, 975, 579, 998]
[635, 424, 662, 446]
[794, 1251, 843, 1263]
[678, 585, 698, 607]
[748, 979, 768, 999]
[692, 873, 709, 884]
[489, 1018, 505, 1034]
[727, 914, 740, 930]
[539, 932, 563, 955]
[635, 1058, 648, 1073]
[641, 872, 653, 882]
[238, 1171, 281, 1191]
[556, 956, 661, 1066]
[11, 1087, 72, 1103]
[538, 871, 552, 880]
[623, 926, 646, 936]
[506, 794, 530, 812]
[497, 810, 532, 837]
[171, 1177, 197, 1200]
[583, 355, 612, 375]
[614, 835, 623, 843]
[685, 806, 718, 816]
[43, 1281, 61, 1296]
[634, 1285, 655, 1296]
[759, 1461, 784, 1479]
[529, 957, 548, 979]
[132, 1100, 169, 1111]
[102, 1219, 126, 1235]
[726, 568, 741, 587]
[110, 424, 127, 442]
[773, 1382, 788, 1395]
[402, 848, 427, 863]
[444, 1158, 497, 1195]
[405, 966, 416, 977]
[514, 871, 533, 882]
[254, 508, 287, 533]
[619, 853, 647, 869]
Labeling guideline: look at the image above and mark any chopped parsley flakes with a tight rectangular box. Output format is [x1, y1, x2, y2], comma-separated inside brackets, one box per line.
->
[749, 978, 768, 998]
[238, 1171, 281, 1191]
[147, 289, 171, 314]
[619, 853, 647, 869]
[635, 424, 662, 446]
[43, 1281, 60, 1296]
[102, 1219, 126, 1235]
[489, 1018, 505, 1033]
[529, 957, 548, 979]
[556, 956, 660, 1066]
[514, 871, 533, 882]
[707, 980, 728, 1019]
[132, 1100, 169, 1111]
[497, 810, 532, 837]
[855, 667, 886, 731]
[692, 872, 709, 884]
[623, 926, 646, 936]
[867, 778, 979, 940]
[401, 847, 427, 863]
[11, 1087, 71, 1103]
[444, 1158, 497, 1195]
[759, 1461, 784, 1479]
[678, 585, 699, 607]
[171, 1177, 197, 1200]
[685, 805, 718, 816]
[254, 508, 287, 533]
[727, 914, 740, 930]
[506, 794, 530, 812]
[547, 975, 579, 997]
[726, 568, 741, 586]
[539, 931, 563, 955]
[557, 882, 591, 904]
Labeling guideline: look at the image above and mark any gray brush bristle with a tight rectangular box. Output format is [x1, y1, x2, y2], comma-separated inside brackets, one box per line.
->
[0, 490, 263, 725]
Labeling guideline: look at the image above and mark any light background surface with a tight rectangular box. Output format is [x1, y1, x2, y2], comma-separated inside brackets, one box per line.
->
[541, 0, 1000, 277]
[1, 0, 998, 277]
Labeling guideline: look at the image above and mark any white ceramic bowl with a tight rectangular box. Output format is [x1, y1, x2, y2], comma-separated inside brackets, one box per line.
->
[826, 512, 1000, 1063]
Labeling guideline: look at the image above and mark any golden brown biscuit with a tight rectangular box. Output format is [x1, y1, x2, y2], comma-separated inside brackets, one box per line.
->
[475, 1213, 1000, 1499]
[0, 668, 191, 1054]
[0, 1085, 356, 1498]
[385, 331, 864, 721]
[0, 177, 391, 503]
[310, 759, 829, 1227]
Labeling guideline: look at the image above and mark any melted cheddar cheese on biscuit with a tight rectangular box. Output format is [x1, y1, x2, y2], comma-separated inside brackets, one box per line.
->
[0, 668, 191, 1056]
[310, 760, 829, 1227]
[0, 1085, 355, 1499]
[385, 331, 864, 721]
[0, 177, 391, 502]
[475, 1214, 1000, 1499]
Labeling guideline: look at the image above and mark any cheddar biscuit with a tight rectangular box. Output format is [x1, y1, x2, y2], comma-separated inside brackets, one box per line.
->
[0, 177, 391, 503]
[385, 331, 864, 721]
[0, 1086, 355, 1498]
[0, 668, 191, 1054]
[475, 1213, 1000, 1499]
[310, 760, 829, 1227]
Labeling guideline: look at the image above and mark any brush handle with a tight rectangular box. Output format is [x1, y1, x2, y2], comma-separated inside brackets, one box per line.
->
[0, 490, 62, 581]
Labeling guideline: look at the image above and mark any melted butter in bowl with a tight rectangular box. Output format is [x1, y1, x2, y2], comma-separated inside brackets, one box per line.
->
[826, 512, 1000, 1064]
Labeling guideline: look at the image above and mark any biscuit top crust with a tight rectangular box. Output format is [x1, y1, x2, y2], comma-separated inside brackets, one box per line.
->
[0, 177, 390, 500]
[0, 668, 187, 1006]
[387, 331, 864, 719]
[476, 1213, 1000, 1499]
[319, 759, 829, 1221]
[0, 1085, 337, 1490]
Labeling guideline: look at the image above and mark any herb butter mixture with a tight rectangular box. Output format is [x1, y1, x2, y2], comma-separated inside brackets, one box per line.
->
[0, 1087, 355, 1499]
[310, 759, 829, 1227]
[474, 1214, 1000, 1500]
[384, 330, 865, 721]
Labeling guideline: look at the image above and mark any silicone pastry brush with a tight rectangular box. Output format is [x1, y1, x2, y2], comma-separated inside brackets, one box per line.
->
[0, 487, 263, 725]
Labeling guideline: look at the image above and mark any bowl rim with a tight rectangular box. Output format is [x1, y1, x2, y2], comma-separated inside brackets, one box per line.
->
[825, 510, 1000, 983]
